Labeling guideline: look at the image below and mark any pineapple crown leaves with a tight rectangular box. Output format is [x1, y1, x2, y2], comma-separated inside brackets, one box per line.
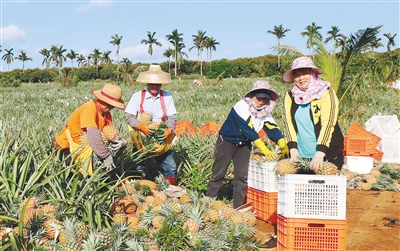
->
[138, 210, 159, 227]
[81, 231, 103, 251]
[140, 184, 152, 197]
[125, 238, 149, 251]
[61, 217, 78, 243]
[155, 174, 170, 191]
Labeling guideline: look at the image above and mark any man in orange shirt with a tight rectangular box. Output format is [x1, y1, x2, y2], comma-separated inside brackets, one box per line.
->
[52, 84, 126, 174]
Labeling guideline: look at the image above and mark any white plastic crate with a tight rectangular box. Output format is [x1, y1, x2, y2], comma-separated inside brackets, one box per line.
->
[278, 174, 346, 220]
[248, 160, 278, 192]
[365, 115, 400, 136]
[377, 131, 400, 164]
[344, 156, 374, 174]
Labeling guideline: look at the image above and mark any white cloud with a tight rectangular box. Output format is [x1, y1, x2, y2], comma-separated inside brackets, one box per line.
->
[244, 42, 266, 51]
[75, 0, 112, 12]
[1, 25, 26, 41]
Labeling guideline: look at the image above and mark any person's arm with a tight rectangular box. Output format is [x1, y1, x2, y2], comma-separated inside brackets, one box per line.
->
[316, 89, 339, 153]
[86, 127, 110, 159]
[283, 92, 298, 150]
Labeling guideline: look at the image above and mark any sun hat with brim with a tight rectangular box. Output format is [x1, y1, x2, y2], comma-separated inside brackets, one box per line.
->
[282, 56, 323, 83]
[92, 84, 125, 110]
[244, 80, 279, 102]
[136, 65, 172, 84]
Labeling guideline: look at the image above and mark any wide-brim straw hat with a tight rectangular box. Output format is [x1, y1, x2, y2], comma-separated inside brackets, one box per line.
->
[282, 56, 323, 83]
[244, 80, 279, 102]
[92, 84, 125, 110]
[136, 65, 172, 84]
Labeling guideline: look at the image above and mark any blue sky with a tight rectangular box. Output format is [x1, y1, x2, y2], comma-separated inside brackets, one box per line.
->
[1, 0, 399, 71]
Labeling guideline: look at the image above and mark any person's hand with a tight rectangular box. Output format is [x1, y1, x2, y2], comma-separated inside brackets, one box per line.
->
[111, 138, 127, 152]
[103, 155, 115, 171]
[161, 128, 172, 140]
[277, 138, 289, 157]
[310, 151, 325, 171]
[289, 148, 299, 163]
[261, 148, 277, 161]
[138, 123, 155, 136]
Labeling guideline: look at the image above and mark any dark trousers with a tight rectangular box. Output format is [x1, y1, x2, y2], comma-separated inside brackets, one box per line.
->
[206, 135, 251, 208]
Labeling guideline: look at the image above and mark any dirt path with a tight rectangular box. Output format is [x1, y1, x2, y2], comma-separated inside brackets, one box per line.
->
[256, 190, 400, 251]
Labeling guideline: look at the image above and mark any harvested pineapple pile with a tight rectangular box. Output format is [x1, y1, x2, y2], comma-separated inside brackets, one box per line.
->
[343, 163, 400, 191]
[1, 175, 272, 251]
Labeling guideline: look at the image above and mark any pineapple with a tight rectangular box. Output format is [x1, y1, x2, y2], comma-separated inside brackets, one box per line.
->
[19, 207, 39, 227]
[203, 208, 219, 223]
[75, 220, 89, 243]
[20, 196, 39, 210]
[276, 158, 300, 176]
[242, 210, 257, 226]
[180, 193, 192, 204]
[43, 218, 62, 240]
[102, 125, 120, 141]
[155, 174, 170, 191]
[95, 229, 113, 248]
[152, 215, 166, 229]
[127, 214, 140, 227]
[316, 161, 339, 175]
[183, 203, 204, 233]
[229, 211, 245, 225]
[112, 211, 127, 225]
[80, 132, 90, 146]
[59, 217, 77, 245]
[121, 195, 137, 214]
[139, 180, 158, 190]
[38, 203, 57, 219]
[60, 242, 82, 251]
[137, 112, 153, 123]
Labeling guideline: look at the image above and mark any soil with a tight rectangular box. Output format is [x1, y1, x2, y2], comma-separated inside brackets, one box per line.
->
[256, 190, 400, 251]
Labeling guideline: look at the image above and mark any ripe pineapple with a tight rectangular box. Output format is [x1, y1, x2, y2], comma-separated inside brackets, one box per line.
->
[19, 207, 38, 227]
[112, 211, 127, 225]
[316, 162, 339, 175]
[60, 242, 82, 251]
[120, 195, 137, 214]
[138, 180, 157, 190]
[276, 158, 300, 176]
[137, 112, 153, 123]
[38, 203, 57, 218]
[152, 215, 166, 229]
[203, 208, 219, 223]
[80, 132, 89, 146]
[127, 214, 140, 227]
[43, 218, 62, 240]
[75, 220, 89, 243]
[228, 211, 245, 225]
[183, 203, 204, 233]
[102, 125, 120, 141]
[242, 210, 257, 226]
[95, 229, 113, 248]
[179, 193, 192, 204]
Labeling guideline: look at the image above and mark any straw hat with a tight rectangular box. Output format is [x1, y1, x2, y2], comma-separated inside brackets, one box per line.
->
[244, 81, 279, 102]
[92, 84, 125, 110]
[136, 65, 172, 84]
[282, 57, 323, 83]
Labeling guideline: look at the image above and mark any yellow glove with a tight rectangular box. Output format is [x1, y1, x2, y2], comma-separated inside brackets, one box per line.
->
[277, 138, 289, 157]
[253, 139, 277, 160]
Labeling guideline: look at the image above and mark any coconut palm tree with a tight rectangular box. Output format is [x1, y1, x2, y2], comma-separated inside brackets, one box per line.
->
[267, 24, 290, 68]
[324, 26, 345, 54]
[369, 36, 383, 53]
[301, 22, 322, 60]
[15, 50, 32, 71]
[176, 42, 188, 70]
[141, 31, 162, 64]
[383, 33, 397, 52]
[66, 49, 78, 68]
[76, 54, 86, 68]
[163, 48, 173, 73]
[88, 48, 102, 69]
[50, 45, 67, 69]
[204, 36, 220, 64]
[101, 50, 113, 65]
[39, 48, 51, 69]
[189, 30, 208, 75]
[110, 34, 123, 64]
[2, 48, 14, 71]
[166, 29, 184, 76]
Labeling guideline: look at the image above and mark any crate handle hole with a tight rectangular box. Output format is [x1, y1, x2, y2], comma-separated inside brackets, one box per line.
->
[308, 180, 325, 184]
[308, 223, 325, 228]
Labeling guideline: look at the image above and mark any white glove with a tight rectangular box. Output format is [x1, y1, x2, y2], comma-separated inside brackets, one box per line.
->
[310, 151, 325, 171]
[103, 155, 115, 171]
[111, 138, 127, 152]
[289, 148, 299, 163]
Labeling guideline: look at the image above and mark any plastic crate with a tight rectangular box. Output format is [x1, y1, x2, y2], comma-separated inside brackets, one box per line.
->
[174, 120, 198, 137]
[372, 149, 384, 161]
[365, 115, 400, 136]
[278, 175, 346, 220]
[343, 135, 376, 156]
[248, 160, 278, 192]
[377, 131, 400, 164]
[345, 122, 381, 147]
[277, 214, 346, 251]
[344, 156, 374, 174]
[200, 122, 222, 137]
[246, 187, 278, 224]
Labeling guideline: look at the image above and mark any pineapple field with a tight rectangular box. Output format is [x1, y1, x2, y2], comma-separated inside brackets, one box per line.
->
[0, 78, 399, 251]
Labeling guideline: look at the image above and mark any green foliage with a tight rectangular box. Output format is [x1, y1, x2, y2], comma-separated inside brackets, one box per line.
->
[204, 60, 238, 78]
[99, 65, 118, 80]
[74, 67, 99, 81]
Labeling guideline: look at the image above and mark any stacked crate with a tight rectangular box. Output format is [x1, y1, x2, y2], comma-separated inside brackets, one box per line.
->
[246, 160, 279, 224]
[200, 122, 222, 137]
[343, 122, 382, 173]
[276, 174, 347, 251]
[365, 115, 400, 164]
[174, 120, 198, 137]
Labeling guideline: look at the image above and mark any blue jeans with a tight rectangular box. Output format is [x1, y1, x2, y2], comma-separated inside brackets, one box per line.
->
[155, 150, 177, 177]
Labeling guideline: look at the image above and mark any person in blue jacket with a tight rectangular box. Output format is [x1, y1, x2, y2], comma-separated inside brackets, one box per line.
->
[206, 80, 288, 208]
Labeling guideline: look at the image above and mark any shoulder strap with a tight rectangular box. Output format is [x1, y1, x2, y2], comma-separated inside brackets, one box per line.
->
[140, 90, 146, 114]
[159, 90, 167, 122]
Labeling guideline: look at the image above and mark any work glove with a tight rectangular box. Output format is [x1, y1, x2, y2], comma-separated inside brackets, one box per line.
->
[289, 148, 299, 163]
[103, 155, 115, 171]
[277, 138, 289, 157]
[111, 138, 127, 152]
[138, 123, 155, 136]
[253, 139, 277, 161]
[310, 151, 326, 171]
[157, 128, 172, 142]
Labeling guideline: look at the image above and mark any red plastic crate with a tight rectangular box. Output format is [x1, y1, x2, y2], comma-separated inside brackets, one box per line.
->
[200, 122, 222, 137]
[345, 122, 381, 148]
[344, 135, 376, 156]
[174, 120, 198, 137]
[246, 187, 277, 224]
[277, 214, 346, 251]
